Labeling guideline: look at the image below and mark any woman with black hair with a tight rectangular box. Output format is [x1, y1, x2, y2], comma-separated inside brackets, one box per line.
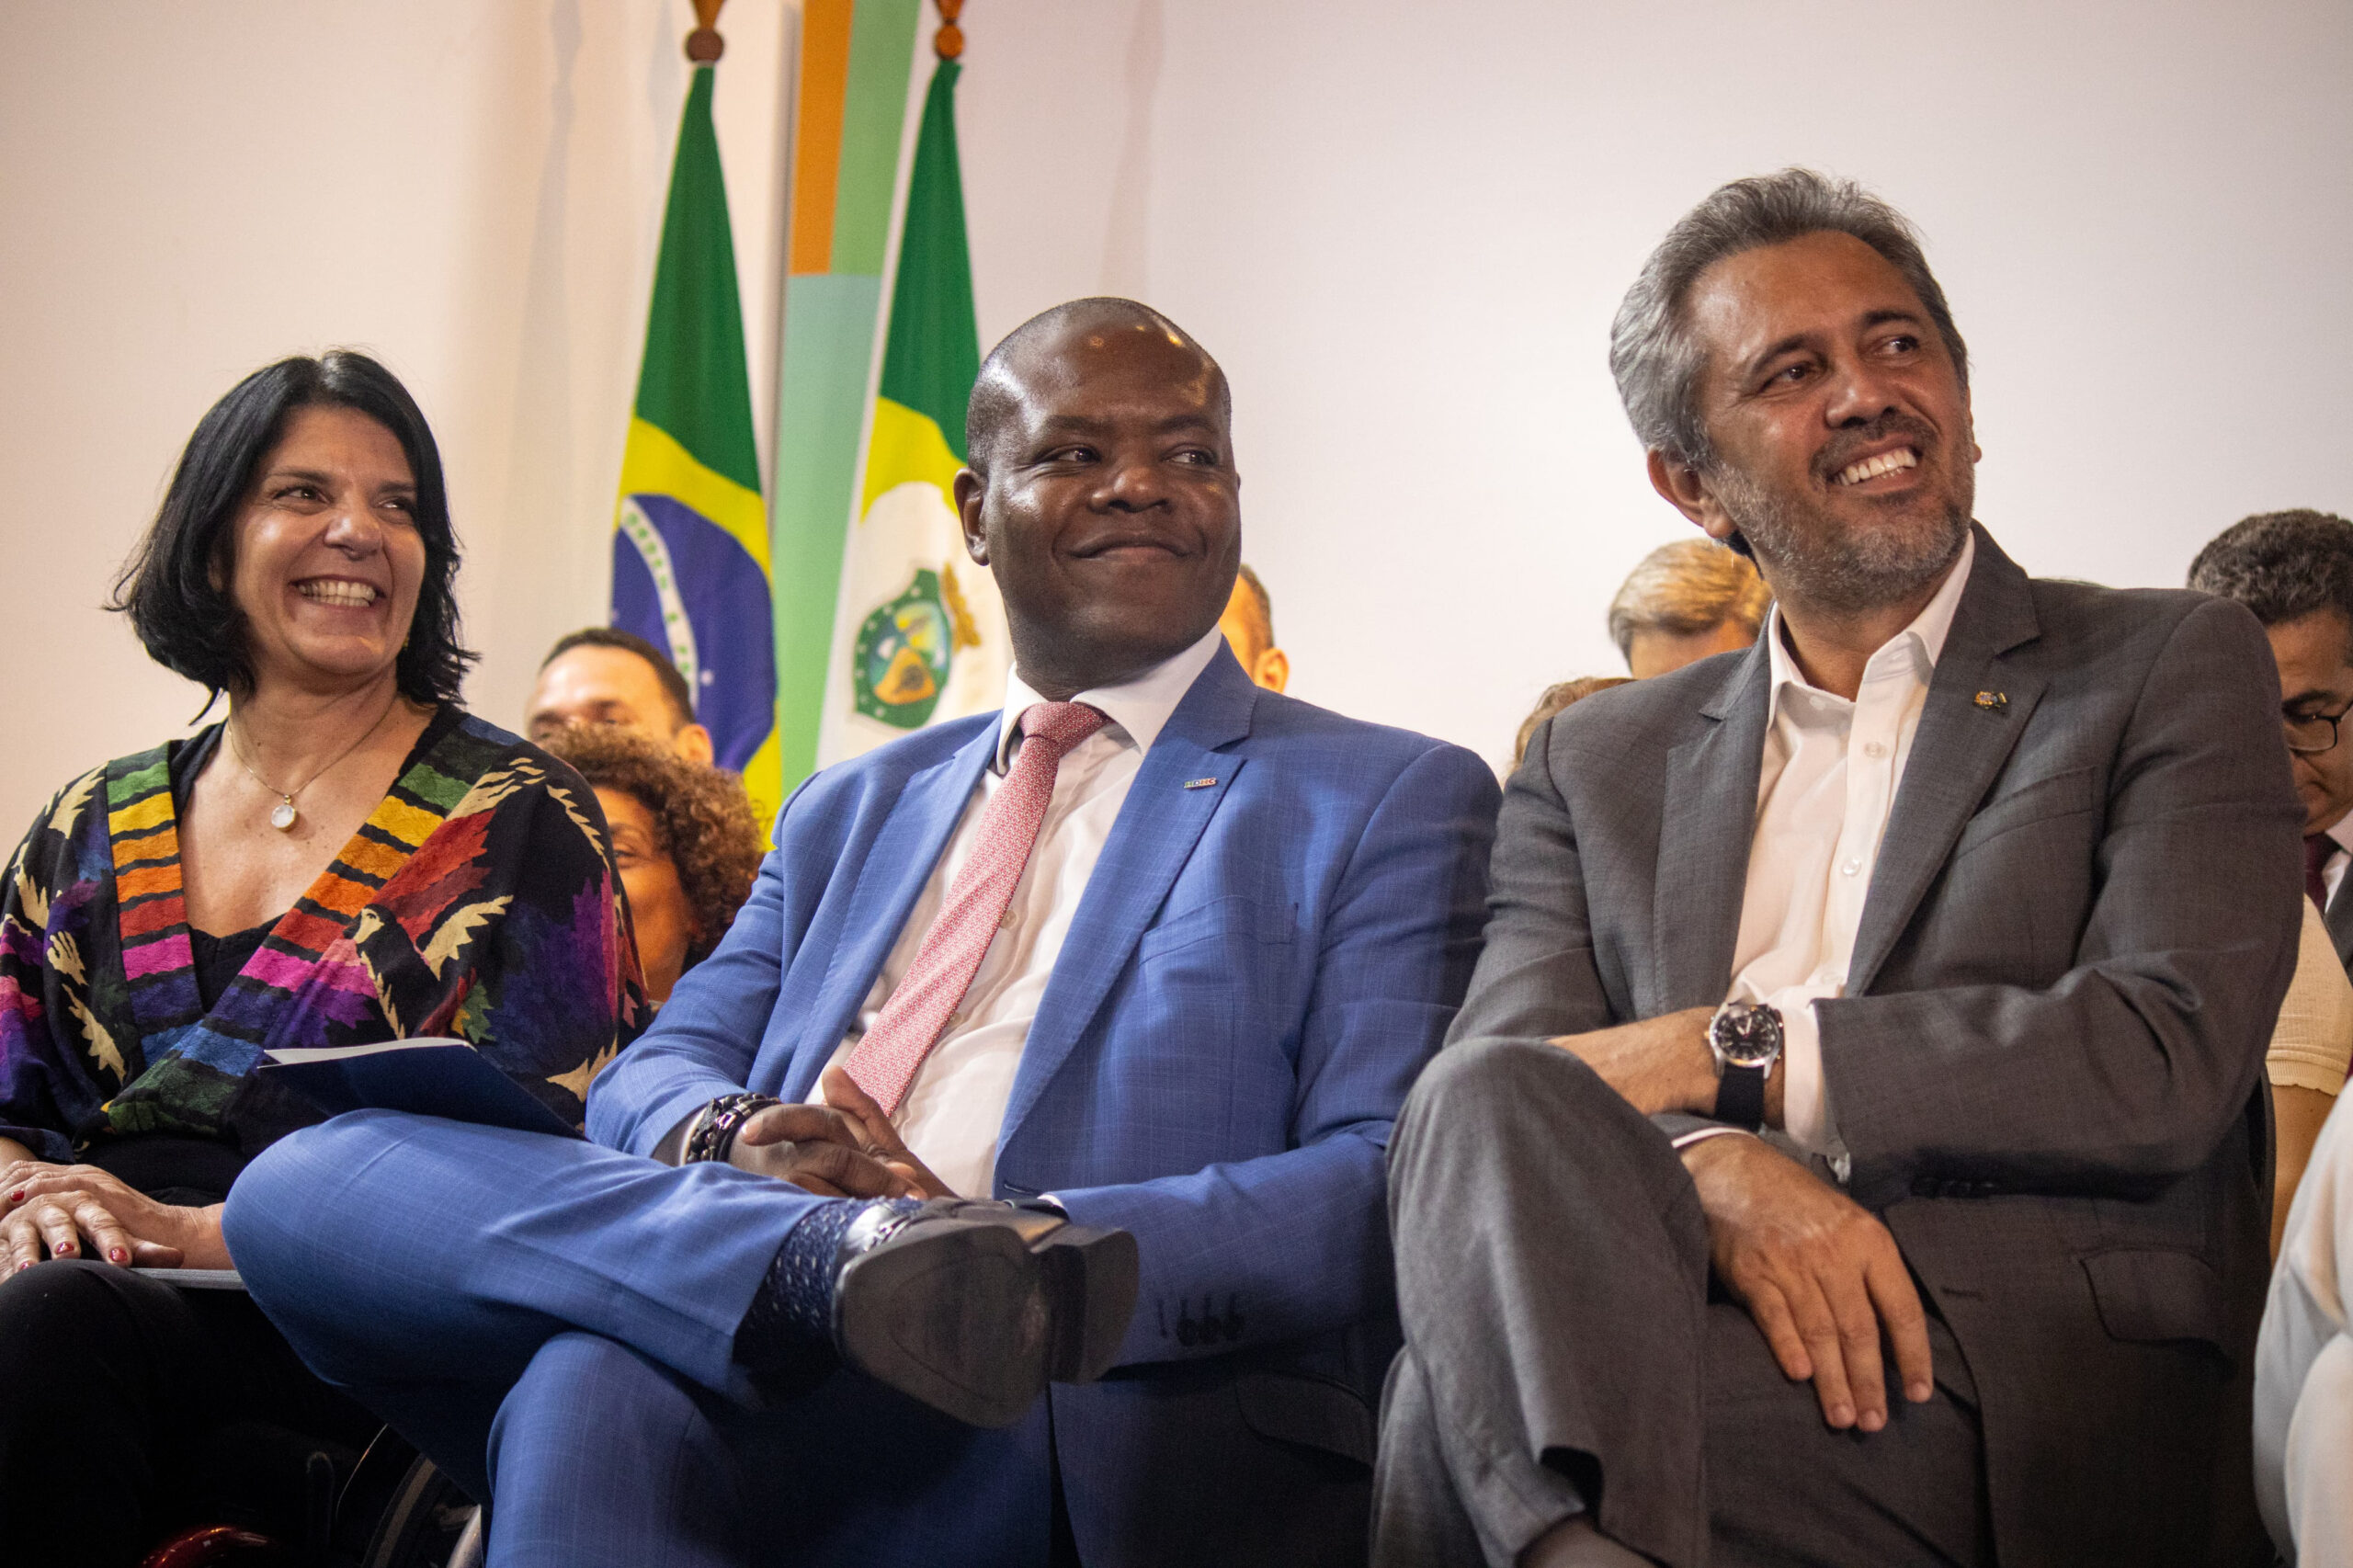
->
[0, 350, 644, 1564]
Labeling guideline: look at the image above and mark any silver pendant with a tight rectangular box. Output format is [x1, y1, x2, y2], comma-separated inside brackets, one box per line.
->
[270, 798, 298, 832]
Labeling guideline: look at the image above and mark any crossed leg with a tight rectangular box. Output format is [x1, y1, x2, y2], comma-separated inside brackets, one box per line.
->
[223, 1109, 825, 1496]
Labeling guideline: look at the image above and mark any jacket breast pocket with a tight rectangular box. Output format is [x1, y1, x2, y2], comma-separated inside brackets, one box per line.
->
[1949, 764, 2102, 864]
[1136, 894, 1294, 963]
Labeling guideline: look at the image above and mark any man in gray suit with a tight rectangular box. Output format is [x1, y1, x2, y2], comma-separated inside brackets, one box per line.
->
[1373, 168, 2302, 1568]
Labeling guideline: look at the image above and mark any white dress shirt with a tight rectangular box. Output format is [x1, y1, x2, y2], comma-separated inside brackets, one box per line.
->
[1718, 533, 1977, 1167]
[2321, 814, 2353, 910]
[2256, 1089, 2353, 1562]
[810, 627, 1228, 1198]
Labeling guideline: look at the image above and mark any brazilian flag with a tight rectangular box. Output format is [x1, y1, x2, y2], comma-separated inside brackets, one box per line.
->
[826, 56, 1008, 760]
[610, 64, 780, 820]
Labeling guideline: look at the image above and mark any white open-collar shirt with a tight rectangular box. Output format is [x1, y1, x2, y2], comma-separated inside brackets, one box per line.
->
[810, 627, 1228, 1199]
[1727, 531, 1977, 1169]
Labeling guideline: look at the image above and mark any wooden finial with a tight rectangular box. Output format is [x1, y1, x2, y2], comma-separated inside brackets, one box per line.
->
[687, 0, 727, 62]
[934, 0, 964, 60]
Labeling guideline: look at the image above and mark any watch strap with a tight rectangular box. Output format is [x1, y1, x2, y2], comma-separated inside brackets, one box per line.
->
[1713, 1062, 1767, 1131]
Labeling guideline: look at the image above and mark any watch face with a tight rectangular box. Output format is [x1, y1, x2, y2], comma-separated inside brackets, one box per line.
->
[1713, 1002, 1783, 1066]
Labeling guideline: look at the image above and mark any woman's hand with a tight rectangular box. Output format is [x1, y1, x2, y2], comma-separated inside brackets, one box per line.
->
[0, 1162, 229, 1272]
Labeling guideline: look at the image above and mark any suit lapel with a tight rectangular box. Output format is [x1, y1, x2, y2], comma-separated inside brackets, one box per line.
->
[1652, 643, 1772, 1010]
[1847, 529, 2044, 994]
[995, 653, 1258, 1153]
[779, 725, 997, 1101]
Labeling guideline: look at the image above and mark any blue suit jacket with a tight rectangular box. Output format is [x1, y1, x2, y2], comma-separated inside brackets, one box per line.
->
[587, 648, 1500, 1567]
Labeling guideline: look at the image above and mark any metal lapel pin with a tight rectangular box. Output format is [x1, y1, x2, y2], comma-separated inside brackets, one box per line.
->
[1182, 777, 1218, 790]
[1973, 690, 2008, 712]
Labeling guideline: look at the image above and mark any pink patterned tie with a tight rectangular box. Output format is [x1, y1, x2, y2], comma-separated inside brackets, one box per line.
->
[844, 701, 1110, 1114]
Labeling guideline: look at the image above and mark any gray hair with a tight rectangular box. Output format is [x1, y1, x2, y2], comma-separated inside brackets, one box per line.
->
[1608, 168, 1969, 473]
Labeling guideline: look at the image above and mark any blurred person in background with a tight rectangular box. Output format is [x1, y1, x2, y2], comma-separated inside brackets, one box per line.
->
[2189, 510, 2353, 1247]
[541, 724, 764, 1007]
[1608, 538, 1771, 678]
[0, 350, 641, 1564]
[1217, 562, 1290, 692]
[1509, 676, 1632, 772]
[527, 626, 716, 767]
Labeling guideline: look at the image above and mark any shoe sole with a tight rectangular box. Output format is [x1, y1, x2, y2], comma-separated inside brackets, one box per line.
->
[1034, 1223, 1138, 1383]
[835, 1219, 1141, 1428]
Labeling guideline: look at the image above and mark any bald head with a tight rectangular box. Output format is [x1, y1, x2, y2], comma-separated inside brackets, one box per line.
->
[951, 296, 1243, 702]
[966, 298, 1232, 472]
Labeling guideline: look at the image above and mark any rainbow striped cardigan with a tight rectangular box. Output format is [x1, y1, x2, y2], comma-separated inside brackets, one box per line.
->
[0, 707, 643, 1165]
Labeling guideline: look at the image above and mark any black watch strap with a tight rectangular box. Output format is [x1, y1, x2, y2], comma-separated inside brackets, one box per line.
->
[1713, 1062, 1767, 1131]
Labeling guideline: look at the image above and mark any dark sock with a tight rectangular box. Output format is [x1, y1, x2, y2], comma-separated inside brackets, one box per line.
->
[733, 1198, 926, 1397]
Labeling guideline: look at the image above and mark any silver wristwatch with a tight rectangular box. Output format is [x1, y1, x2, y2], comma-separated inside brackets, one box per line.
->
[1708, 999, 1784, 1131]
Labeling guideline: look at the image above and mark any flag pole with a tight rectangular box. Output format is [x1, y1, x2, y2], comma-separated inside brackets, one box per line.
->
[934, 0, 965, 59]
[688, 0, 730, 62]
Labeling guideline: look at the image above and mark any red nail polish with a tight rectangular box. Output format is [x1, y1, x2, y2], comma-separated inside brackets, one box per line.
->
[108, 1247, 127, 1263]
[6, 1191, 19, 1203]
[57, 1244, 74, 1256]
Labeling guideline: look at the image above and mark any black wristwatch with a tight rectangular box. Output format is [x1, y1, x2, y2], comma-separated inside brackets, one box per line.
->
[1708, 1000, 1784, 1131]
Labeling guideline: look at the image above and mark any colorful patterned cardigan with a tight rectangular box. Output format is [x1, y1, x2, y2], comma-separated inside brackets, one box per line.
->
[0, 707, 645, 1165]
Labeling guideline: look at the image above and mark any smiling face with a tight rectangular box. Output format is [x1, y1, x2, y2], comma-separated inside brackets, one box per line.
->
[955, 311, 1241, 698]
[223, 403, 426, 695]
[1652, 230, 1976, 618]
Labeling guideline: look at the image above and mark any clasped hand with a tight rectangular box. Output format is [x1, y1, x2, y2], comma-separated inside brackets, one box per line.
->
[0, 1160, 230, 1273]
[720, 1067, 956, 1200]
[1551, 1008, 1932, 1433]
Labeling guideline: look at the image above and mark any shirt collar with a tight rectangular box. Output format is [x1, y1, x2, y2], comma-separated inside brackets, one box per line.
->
[1764, 529, 1977, 722]
[994, 625, 1228, 773]
[2325, 812, 2353, 856]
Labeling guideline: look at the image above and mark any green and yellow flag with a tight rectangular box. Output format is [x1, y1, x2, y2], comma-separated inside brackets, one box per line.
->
[819, 56, 1008, 765]
[609, 64, 780, 821]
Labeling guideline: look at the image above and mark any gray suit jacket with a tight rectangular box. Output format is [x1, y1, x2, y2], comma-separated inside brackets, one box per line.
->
[1451, 527, 2302, 1565]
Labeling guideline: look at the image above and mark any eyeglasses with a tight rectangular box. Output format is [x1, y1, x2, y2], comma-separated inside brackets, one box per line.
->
[2286, 699, 2353, 756]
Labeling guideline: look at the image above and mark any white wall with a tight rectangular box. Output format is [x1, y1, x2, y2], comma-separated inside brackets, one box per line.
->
[952, 0, 2353, 764]
[4, 0, 2349, 837]
[0, 0, 789, 832]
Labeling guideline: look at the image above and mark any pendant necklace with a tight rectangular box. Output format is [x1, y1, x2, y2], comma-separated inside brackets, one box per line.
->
[226, 690, 404, 833]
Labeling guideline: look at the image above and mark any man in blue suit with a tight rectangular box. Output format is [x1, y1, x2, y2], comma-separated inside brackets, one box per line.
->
[226, 298, 1500, 1568]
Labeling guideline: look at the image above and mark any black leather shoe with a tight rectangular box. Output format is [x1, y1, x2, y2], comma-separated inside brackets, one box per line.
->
[829, 1199, 1138, 1427]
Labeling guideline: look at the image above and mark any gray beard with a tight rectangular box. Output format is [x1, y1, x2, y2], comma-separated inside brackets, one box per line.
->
[1718, 467, 1973, 619]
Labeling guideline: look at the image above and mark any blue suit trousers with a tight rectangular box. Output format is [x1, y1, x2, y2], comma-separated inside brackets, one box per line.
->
[227, 1109, 855, 1568]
